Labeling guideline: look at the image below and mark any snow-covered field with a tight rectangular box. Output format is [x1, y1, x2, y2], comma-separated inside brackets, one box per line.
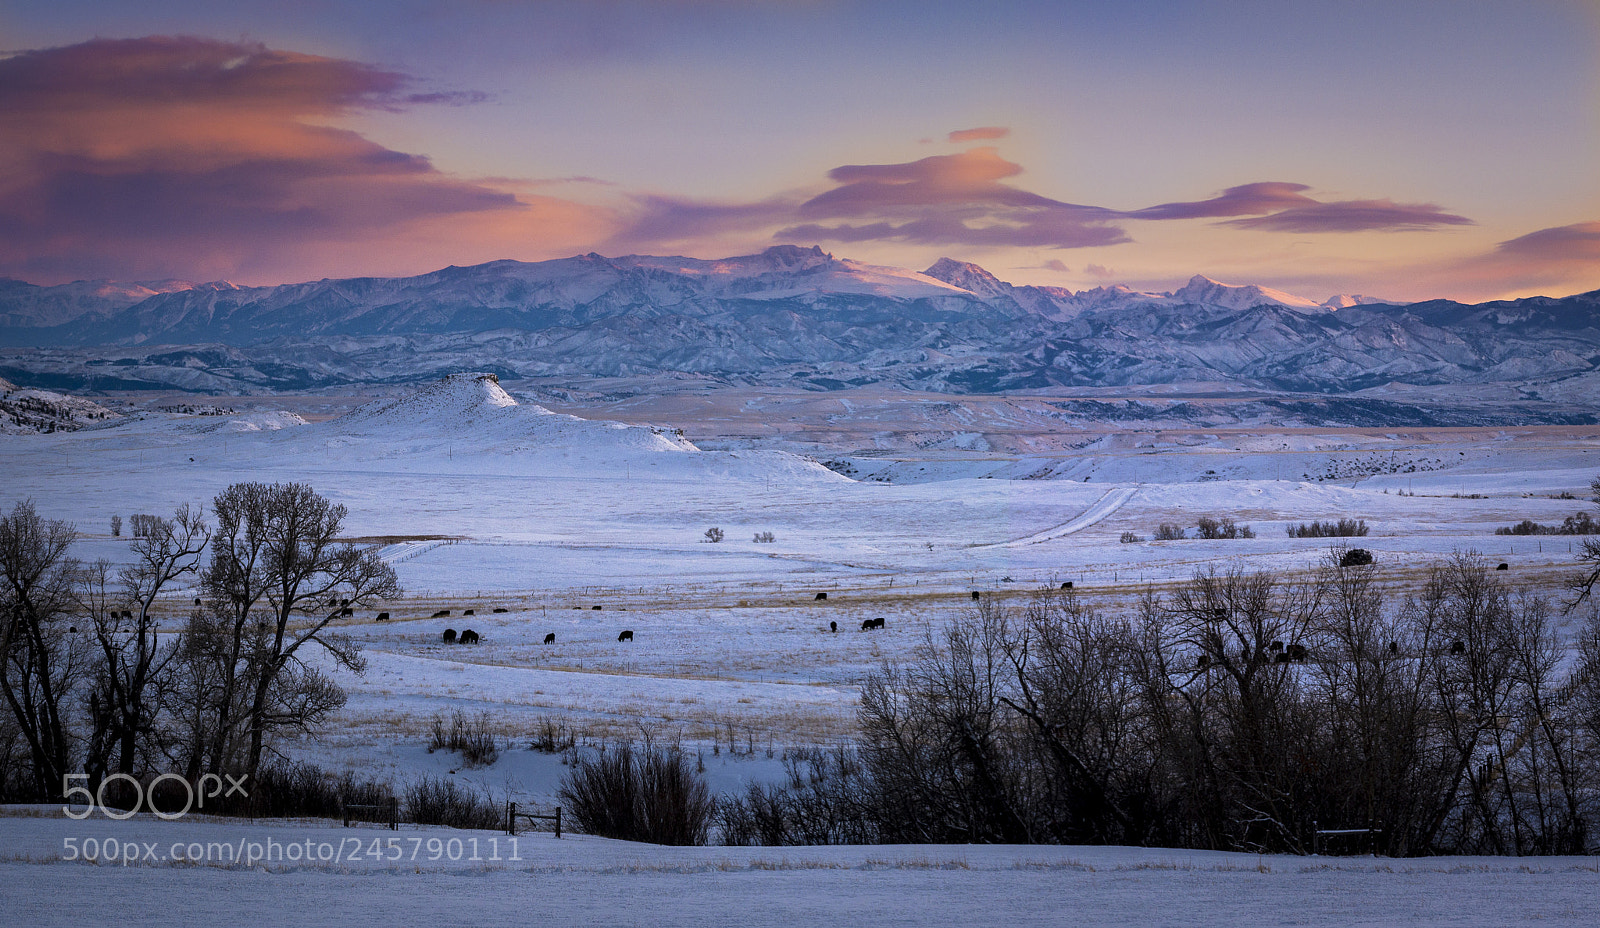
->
[2, 809, 1597, 927]
[4, 372, 1599, 922]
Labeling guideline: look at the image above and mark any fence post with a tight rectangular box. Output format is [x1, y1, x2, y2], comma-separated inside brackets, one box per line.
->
[390, 796, 399, 831]
[555, 807, 561, 839]
[507, 801, 517, 836]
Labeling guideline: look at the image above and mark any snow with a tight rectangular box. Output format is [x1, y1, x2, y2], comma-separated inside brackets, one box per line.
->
[3, 374, 1598, 920]
[1, 811, 1595, 927]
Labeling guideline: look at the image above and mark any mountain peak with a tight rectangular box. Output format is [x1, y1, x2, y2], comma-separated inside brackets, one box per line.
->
[1171, 275, 1323, 312]
[922, 258, 1010, 298]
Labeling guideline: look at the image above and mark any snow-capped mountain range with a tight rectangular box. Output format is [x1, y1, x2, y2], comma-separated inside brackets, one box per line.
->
[1, 245, 1597, 398]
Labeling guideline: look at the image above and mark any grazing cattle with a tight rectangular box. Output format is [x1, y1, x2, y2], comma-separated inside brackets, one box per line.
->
[376, 612, 389, 622]
[815, 592, 828, 601]
[459, 629, 480, 645]
[1496, 563, 1509, 571]
[1212, 607, 1227, 619]
[829, 621, 837, 633]
[1388, 641, 1399, 654]
[861, 617, 886, 631]
[1197, 653, 1210, 669]
[433, 610, 450, 618]
[1451, 640, 1466, 655]
[972, 591, 982, 600]
[1274, 652, 1291, 663]
[69, 626, 77, 634]
[1270, 640, 1284, 652]
[618, 630, 634, 642]
[464, 609, 475, 616]
[339, 607, 353, 616]
[340, 599, 350, 607]
[493, 608, 508, 613]
[442, 629, 457, 643]
[1286, 643, 1308, 661]
[543, 632, 556, 645]
[194, 597, 202, 605]
[122, 610, 132, 619]
[592, 605, 603, 611]
[1061, 581, 1073, 590]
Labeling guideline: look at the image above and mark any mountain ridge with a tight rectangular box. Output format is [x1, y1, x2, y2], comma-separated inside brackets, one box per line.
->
[0, 246, 1597, 400]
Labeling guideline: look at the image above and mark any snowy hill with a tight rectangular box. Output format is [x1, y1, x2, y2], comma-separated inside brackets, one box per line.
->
[0, 377, 122, 433]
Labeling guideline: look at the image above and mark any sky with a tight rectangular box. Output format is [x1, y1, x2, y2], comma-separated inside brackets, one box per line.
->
[1, 0, 1597, 302]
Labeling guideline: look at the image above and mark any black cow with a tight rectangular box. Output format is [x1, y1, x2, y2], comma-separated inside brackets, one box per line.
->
[442, 629, 457, 643]
[1286, 643, 1308, 661]
[861, 617, 885, 631]
[1061, 581, 1073, 589]
[829, 621, 837, 633]
[971, 591, 981, 600]
[592, 605, 603, 611]
[493, 608, 508, 613]
[618, 630, 634, 642]
[1270, 640, 1284, 652]
[1451, 640, 1466, 655]
[464, 609, 475, 616]
[339, 607, 353, 616]
[459, 629, 480, 645]
[433, 610, 450, 618]
[815, 592, 828, 601]
[376, 612, 390, 621]
[543, 632, 556, 645]
[1496, 563, 1509, 571]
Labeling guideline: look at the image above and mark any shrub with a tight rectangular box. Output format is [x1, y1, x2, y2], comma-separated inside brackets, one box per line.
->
[704, 526, 724, 543]
[560, 743, 713, 845]
[1288, 519, 1369, 538]
[1119, 531, 1143, 544]
[1338, 548, 1374, 567]
[1153, 523, 1186, 541]
[404, 776, 503, 830]
[529, 715, 577, 754]
[1493, 512, 1599, 536]
[428, 710, 500, 767]
[753, 531, 776, 543]
[1196, 516, 1254, 540]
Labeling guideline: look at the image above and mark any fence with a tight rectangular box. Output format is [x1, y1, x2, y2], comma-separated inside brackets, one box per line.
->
[506, 801, 561, 838]
[341, 796, 399, 831]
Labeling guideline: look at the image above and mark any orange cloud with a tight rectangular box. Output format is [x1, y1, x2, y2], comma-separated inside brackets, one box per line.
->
[0, 36, 608, 284]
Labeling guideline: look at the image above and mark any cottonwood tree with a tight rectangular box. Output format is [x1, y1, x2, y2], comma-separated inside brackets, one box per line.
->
[195, 483, 397, 780]
[0, 502, 85, 799]
[81, 505, 207, 783]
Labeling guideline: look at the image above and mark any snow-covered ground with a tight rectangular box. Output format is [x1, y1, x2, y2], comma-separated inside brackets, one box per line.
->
[2, 809, 1597, 927]
[4, 373, 1600, 918]
[3, 373, 1596, 760]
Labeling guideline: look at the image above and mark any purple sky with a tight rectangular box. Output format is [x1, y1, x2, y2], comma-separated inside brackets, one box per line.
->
[1, 0, 1596, 301]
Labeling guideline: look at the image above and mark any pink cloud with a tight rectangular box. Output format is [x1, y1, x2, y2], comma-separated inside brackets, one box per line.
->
[1221, 198, 1473, 233]
[0, 36, 608, 284]
[1496, 221, 1600, 261]
[948, 126, 1010, 142]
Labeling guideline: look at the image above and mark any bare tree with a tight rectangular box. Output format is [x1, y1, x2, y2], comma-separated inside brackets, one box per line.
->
[0, 502, 85, 799]
[197, 483, 397, 780]
[82, 505, 208, 782]
[1565, 475, 1600, 610]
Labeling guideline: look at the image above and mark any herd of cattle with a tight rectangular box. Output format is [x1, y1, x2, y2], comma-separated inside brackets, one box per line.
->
[357, 592, 892, 647]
